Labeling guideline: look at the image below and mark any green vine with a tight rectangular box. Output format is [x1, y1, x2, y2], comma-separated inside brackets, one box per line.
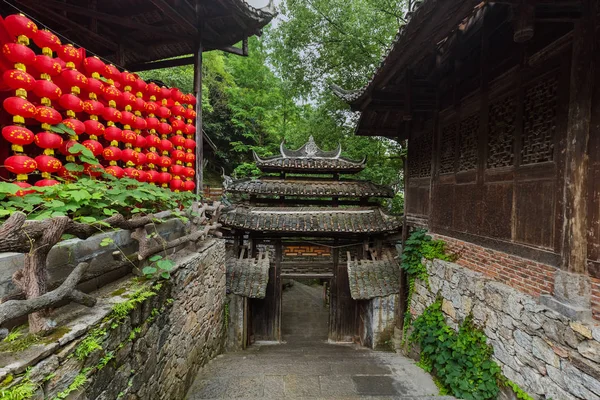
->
[410, 299, 502, 400]
[401, 229, 452, 342]
[503, 379, 534, 400]
[52, 368, 89, 400]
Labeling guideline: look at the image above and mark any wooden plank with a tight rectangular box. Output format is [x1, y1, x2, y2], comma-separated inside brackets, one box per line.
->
[282, 273, 333, 279]
[129, 56, 195, 72]
[561, 3, 594, 273]
[149, 0, 197, 32]
[194, 0, 204, 193]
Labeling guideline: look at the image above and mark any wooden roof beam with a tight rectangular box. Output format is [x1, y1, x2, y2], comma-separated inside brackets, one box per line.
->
[16, 0, 118, 52]
[31, 0, 190, 39]
[148, 0, 198, 33]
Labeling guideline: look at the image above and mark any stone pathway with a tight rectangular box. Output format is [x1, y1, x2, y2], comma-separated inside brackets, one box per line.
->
[187, 281, 451, 399]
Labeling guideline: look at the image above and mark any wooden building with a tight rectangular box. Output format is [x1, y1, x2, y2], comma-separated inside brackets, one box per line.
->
[333, 1, 599, 320]
[220, 137, 402, 346]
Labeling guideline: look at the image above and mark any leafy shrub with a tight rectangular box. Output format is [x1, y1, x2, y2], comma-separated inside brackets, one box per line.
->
[410, 300, 502, 400]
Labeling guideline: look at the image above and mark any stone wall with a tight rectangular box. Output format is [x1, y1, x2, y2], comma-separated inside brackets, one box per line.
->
[0, 239, 226, 400]
[358, 294, 397, 350]
[410, 259, 600, 400]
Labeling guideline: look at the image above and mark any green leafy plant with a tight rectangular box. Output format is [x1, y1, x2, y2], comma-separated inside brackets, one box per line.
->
[53, 368, 89, 400]
[74, 329, 106, 360]
[2, 328, 22, 343]
[0, 369, 37, 400]
[410, 299, 502, 400]
[503, 380, 534, 400]
[97, 352, 115, 370]
[142, 255, 175, 280]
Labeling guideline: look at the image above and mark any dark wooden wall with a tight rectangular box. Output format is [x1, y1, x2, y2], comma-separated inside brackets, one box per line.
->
[406, 18, 577, 266]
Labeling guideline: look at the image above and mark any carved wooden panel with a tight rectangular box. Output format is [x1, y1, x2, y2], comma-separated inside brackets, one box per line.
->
[408, 131, 432, 179]
[439, 122, 458, 174]
[521, 75, 558, 165]
[488, 94, 517, 169]
[458, 114, 479, 172]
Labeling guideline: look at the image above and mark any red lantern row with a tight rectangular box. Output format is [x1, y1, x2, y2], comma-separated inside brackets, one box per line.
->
[1, 13, 198, 194]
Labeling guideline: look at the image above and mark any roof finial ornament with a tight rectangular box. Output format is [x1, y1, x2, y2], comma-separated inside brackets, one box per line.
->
[304, 135, 318, 157]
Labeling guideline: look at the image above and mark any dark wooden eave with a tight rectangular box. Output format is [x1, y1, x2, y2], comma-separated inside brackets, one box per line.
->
[331, 0, 582, 140]
[1, 0, 275, 71]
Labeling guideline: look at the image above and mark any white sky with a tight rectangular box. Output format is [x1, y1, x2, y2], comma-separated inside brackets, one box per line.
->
[246, 0, 275, 7]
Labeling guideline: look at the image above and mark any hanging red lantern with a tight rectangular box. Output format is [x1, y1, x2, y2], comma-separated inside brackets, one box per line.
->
[134, 135, 147, 152]
[58, 92, 83, 115]
[34, 55, 62, 78]
[4, 96, 36, 123]
[124, 167, 141, 180]
[35, 131, 63, 155]
[171, 104, 186, 119]
[2, 125, 34, 152]
[158, 155, 172, 169]
[105, 165, 124, 179]
[146, 116, 159, 134]
[83, 57, 105, 78]
[33, 29, 61, 55]
[35, 179, 59, 187]
[2, 43, 35, 67]
[158, 138, 173, 154]
[102, 146, 122, 164]
[121, 129, 137, 148]
[183, 180, 195, 192]
[5, 155, 36, 180]
[104, 126, 122, 147]
[145, 134, 160, 150]
[145, 151, 160, 166]
[184, 152, 196, 165]
[121, 148, 138, 166]
[171, 88, 184, 103]
[157, 171, 171, 188]
[14, 181, 35, 196]
[157, 122, 172, 137]
[58, 44, 82, 69]
[83, 163, 104, 177]
[83, 99, 105, 115]
[83, 118, 105, 139]
[169, 177, 184, 192]
[62, 118, 85, 139]
[83, 139, 103, 156]
[170, 134, 186, 149]
[34, 154, 62, 181]
[34, 105, 62, 125]
[120, 110, 136, 129]
[183, 167, 195, 180]
[170, 164, 184, 177]
[146, 170, 159, 184]
[2, 69, 34, 96]
[33, 79, 62, 104]
[5, 14, 38, 44]
[171, 149, 186, 164]
[184, 138, 196, 151]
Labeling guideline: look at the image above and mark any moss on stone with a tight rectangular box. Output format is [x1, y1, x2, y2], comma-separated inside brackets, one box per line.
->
[111, 288, 127, 297]
[0, 325, 71, 353]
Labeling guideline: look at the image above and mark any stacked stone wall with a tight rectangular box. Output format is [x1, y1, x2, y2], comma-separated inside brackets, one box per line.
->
[0, 239, 226, 400]
[410, 259, 600, 400]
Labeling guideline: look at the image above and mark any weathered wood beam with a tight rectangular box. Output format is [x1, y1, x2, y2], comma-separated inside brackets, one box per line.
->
[149, 0, 197, 33]
[16, 0, 118, 51]
[30, 0, 189, 39]
[128, 56, 195, 72]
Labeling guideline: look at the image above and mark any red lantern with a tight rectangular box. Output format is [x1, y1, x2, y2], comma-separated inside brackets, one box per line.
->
[83, 119, 105, 139]
[183, 180, 195, 192]
[146, 117, 159, 134]
[171, 104, 186, 118]
[35, 131, 63, 155]
[102, 146, 122, 164]
[183, 167, 195, 179]
[158, 171, 171, 187]
[2, 125, 34, 152]
[34, 105, 62, 125]
[145, 151, 160, 167]
[169, 178, 184, 192]
[83, 163, 104, 177]
[58, 44, 82, 69]
[4, 14, 38, 44]
[121, 130, 137, 147]
[133, 78, 147, 97]
[103, 64, 121, 83]
[124, 167, 140, 180]
[59, 93, 84, 115]
[83, 56, 105, 78]
[171, 149, 186, 164]
[135, 151, 147, 166]
[35, 179, 59, 187]
[134, 135, 147, 150]
[83, 99, 104, 115]
[184, 138, 196, 150]
[121, 148, 138, 166]
[33, 30, 61, 55]
[86, 77, 104, 100]
[3, 70, 34, 94]
[170, 134, 186, 149]
[146, 170, 159, 184]
[146, 82, 160, 100]
[156, 105, 171, 120]
[104, 126, 122, 146]
[34, 155, 62, 178]
[157, 122, 172, 137]
[60, 68, 87, 94]
[14, 181, 35, 196]
[4, 96, 36, 123]
[158, 155, 172, 169]
[145, 134, 160, 150]
[33, 79, 62, 103]
[120, 91, 136, 110]
[34, 55, 62, 77]
[170, 164, 184, 177]
[60, 139, 79, 158]
[120, 110, 136, 129]
[83, 139, 103, 156]
[2, 43, 35, 66]
[5, 155, 36, 180]
[104, 165, 125, 179]
[62, 118, 85, 138]
[158, 139, 173, 154]
[184, 152, 196, 165]
[105, 165, 124, 179]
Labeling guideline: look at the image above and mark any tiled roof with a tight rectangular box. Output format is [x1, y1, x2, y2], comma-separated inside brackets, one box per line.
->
[225, 178, 394, 198]
[219, 207, 402, 234]
[226, 252, 270, 299]
[253, 136, 366, 173]
[347, 251, 401, 300]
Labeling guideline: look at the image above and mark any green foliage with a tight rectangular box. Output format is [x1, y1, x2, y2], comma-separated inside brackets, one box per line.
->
[97, 352, 115, 371]
[74, 328, 105, 360]
[2, 328, 22, 343]
[0, 176, 197, 222]
[0, 326, 70, 353]
[108, 287, 158, 328]
[0, 374, 36, 400]
[410, 300, 502, 400]
[232, 162, 261, 179]
[503, 380, 534, 400]
[224, 302, 230, 331]
[401, 229, 451, 281]
[142, 255, 175, 280]
[53, 368, 89, 400]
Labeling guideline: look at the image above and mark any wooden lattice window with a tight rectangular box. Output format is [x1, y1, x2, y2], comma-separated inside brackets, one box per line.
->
[487, 94, 517, 169]
[521, 75, 558, 165]
[457, 113, 479, 172]
[439, 122, 458, 174]
[408, 131, 432, 179]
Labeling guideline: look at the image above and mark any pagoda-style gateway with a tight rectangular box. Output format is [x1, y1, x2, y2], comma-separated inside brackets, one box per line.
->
[220, 137, 402, 348]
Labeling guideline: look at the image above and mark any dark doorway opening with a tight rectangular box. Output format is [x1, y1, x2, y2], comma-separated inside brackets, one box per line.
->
[281, 279, 330, 343]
